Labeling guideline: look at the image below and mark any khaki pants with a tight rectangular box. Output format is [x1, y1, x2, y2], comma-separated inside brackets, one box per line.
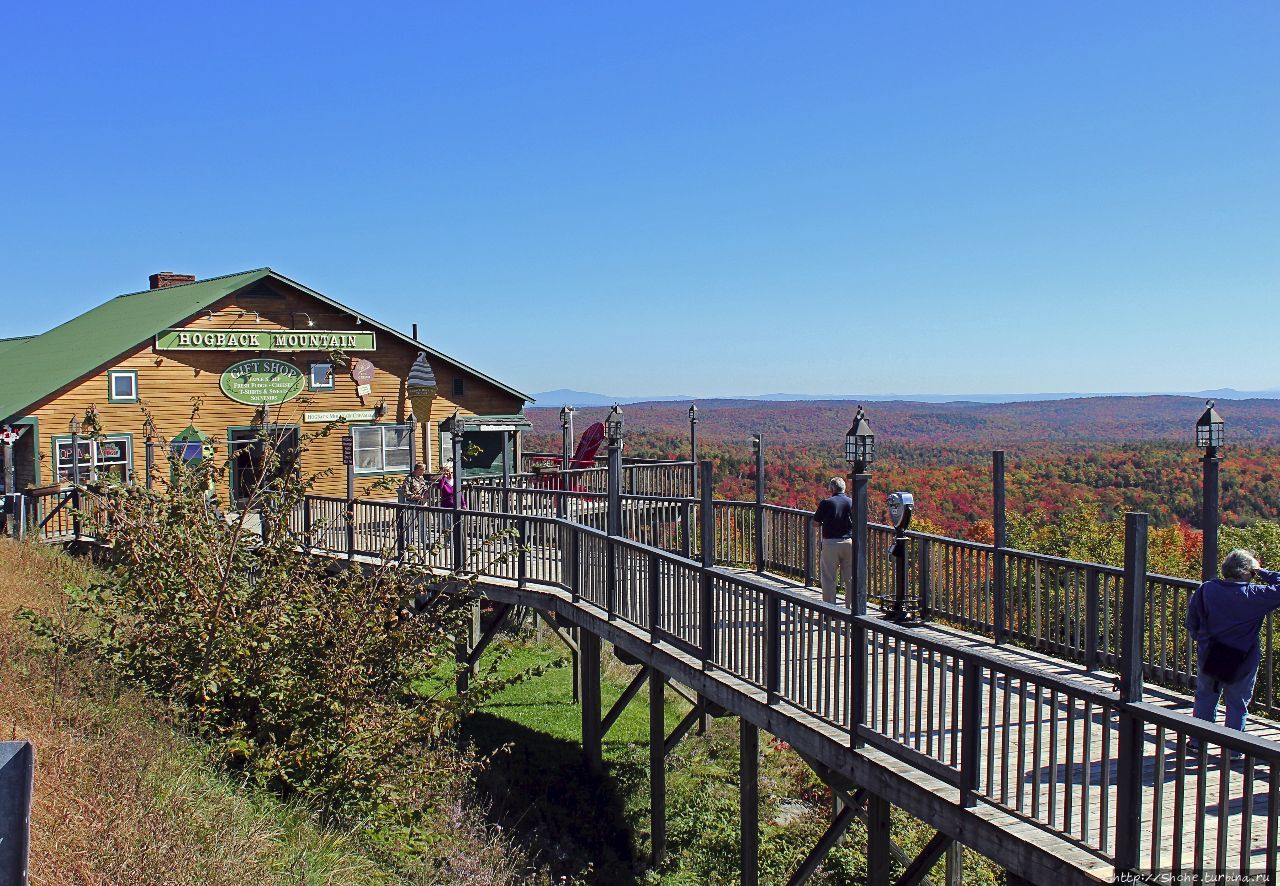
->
[820, 537, 853, 606]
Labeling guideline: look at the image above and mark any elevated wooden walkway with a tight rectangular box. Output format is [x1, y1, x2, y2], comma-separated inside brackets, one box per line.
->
[306, 493, 1280, 884]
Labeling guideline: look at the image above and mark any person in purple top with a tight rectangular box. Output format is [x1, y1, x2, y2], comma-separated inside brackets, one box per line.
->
[436, 460, 459, 509]
[1186, 548, 1280, 731]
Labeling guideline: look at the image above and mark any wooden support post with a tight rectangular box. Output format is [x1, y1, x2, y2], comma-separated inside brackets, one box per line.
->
[740, 718, 759, 886]
[867, 792, 892, 886]
[580, 628, 603, 772]
[803, 521, 814, 587]
[992, 450, 1007, 644]
[1084, 566, 1100, 669]
[1115, 511, 1148, 873]
[601, 665, 650, 737]
[944, 841, 963, 886]
[465, 603, 513, 669]
[680, 500, 691, 559]
[699, 460, 714, 569]
[765, 591, 781, 704]
[793, 749, 938, 886]
[753, 433, 765, 573]
[960, 658, 981, 808]
[452, 432, 464, 570]
[850, 470, 869, 748]
[648, 552, 661, 639]
[786, 804, 856, 885]
[896, 832, 952, 886]
[0, 741, 34, 886]
[455, 598, 480, 694]
[649, 668, 666, 865]
[918, 538, 932, 621]
[664, 706, 700, 757]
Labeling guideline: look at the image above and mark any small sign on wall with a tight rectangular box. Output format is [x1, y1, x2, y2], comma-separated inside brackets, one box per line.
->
[341, 435, 354, 466]
[303, 410, 376, 423]
[350, 358, 375, 400]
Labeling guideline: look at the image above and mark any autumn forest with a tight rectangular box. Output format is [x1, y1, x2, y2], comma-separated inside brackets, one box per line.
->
[526, 396, 1280, 580]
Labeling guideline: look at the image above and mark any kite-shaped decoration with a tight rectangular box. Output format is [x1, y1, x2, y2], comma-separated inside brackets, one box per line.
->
[408, 352, 438, 422]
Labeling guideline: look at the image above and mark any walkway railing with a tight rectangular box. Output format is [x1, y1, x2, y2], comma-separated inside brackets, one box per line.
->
[286, 495, 1278, 879]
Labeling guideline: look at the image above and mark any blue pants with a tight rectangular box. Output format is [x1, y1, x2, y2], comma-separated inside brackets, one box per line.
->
[1192, 644, 1259, 731]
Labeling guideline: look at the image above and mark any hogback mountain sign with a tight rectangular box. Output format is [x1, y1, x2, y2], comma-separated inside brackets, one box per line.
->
[219, 359, 306, 405]
[155, 329, 376, 351]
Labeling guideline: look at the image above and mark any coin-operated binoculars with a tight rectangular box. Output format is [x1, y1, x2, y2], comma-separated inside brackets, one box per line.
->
[886, 492, 915, 622]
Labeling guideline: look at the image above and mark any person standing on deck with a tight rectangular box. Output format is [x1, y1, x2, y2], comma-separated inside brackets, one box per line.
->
[436, 461, 463, 510]
[812, 478, 854, 606]
[1186, 548, 1280, 731]
[399, 462, 431, 549]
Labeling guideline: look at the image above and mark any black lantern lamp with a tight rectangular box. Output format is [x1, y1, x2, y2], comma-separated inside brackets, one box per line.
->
[560, 404, 575, 430]
[1196, 400, 1225, 581]
[606, 403, 624, 447]
[68, 416, 81, 436]
[844, 406, 875, 473]
[1196, 400, 1224, 453]
[688, 403, 698, 425]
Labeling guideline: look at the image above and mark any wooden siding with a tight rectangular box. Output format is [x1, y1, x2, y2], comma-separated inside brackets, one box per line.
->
[16, 277, 523, 499]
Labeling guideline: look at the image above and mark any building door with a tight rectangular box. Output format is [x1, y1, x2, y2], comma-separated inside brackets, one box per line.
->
[228, 426, 299, 506]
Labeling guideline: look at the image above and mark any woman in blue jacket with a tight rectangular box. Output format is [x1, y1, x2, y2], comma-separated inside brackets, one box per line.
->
[1186, 549, 1280, 731]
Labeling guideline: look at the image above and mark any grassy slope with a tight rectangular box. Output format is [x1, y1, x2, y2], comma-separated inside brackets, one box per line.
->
[472, 631, 1002, 885]
[0, 539, 397, 885]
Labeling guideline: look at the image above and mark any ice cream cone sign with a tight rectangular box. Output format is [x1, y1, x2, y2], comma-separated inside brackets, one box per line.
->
[350, 358, 376, 403]
[408, 352, 438, 422]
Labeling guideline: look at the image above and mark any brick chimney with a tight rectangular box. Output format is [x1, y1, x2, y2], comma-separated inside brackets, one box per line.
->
[149, 272, 197, 289]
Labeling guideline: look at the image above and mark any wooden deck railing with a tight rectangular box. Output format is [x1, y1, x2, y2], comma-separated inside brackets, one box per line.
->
[28, 477, 1280, 877]
[284, 495, 1278, 879]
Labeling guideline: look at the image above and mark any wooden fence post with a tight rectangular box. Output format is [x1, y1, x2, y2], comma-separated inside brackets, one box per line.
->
[850, 470, 869, 748]
[1115, 511, 1148, 873]
[0, 741, 34, 886]
[993, 451, 1007, 644]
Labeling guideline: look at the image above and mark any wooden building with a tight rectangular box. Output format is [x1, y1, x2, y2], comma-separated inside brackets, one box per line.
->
[0, 269, 531, 503]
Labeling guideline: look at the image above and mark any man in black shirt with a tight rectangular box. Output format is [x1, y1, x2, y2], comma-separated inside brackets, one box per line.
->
[813, 477, 854, 605]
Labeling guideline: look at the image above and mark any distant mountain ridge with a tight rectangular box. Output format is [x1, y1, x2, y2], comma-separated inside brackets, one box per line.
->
[526, 394, 1280, 447]
[533, 387, 1280, 407]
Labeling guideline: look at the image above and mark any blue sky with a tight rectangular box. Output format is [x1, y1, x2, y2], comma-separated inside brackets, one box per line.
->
[2, 3, 1277, 399]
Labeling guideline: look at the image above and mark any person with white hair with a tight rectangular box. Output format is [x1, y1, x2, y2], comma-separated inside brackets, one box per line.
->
[812, 477, 854, 606]
[1186, 548, 1280, 731]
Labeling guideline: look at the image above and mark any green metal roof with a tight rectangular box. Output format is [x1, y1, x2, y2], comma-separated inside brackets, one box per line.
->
[0, 269, 532, 422]
[0, 336, 34, 358]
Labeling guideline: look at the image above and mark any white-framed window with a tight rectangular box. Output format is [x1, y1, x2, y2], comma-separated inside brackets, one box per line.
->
[352, 424, 413, 475]
[107, 370, 138, 403]
[309, 362, 335, 391]
[54, 434, 131, 482]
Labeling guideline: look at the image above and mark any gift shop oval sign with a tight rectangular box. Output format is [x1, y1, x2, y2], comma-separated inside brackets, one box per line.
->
[219, 359, 306, 406]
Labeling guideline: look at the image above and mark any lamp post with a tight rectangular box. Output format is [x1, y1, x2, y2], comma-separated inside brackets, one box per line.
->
[559, 405, 575, 517]
[143, 416, 157, 490]
[1196, 400, 1224, 582]
[606, 404, 624, 536]
[844, 406, 875, 614]
[845, 406, 874, 750]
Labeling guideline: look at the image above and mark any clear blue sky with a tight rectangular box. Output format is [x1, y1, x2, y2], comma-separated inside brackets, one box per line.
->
[3, 3, 1277, 399]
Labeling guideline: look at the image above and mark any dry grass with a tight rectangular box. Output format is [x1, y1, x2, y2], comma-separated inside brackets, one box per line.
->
[0, 538, 389, 885]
